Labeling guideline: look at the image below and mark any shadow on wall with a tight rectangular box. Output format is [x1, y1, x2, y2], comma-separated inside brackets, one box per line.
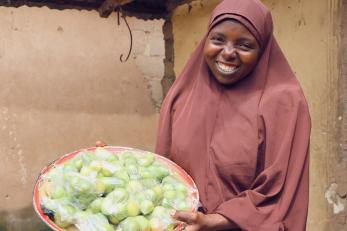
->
[0, 206, 50, 231]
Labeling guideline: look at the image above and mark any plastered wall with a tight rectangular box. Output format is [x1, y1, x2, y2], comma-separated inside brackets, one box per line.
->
[0, 6, 164, 230]
[171, 0, 341, 230]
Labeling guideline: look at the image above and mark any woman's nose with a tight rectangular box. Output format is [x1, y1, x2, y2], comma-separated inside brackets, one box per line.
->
[222, 45, 237, 60]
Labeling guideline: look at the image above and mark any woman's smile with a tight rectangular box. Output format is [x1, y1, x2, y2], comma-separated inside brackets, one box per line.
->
[215, 61, 240, 75]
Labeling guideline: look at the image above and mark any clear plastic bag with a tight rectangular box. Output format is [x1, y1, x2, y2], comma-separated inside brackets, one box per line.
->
[101, 188, 129, 224]
[116, 216, 150, 231]
[41, 197, 79, 228]
[147, 206, 176, 231]
[75, 212, 115, 231]
[160, 175, 191, 211]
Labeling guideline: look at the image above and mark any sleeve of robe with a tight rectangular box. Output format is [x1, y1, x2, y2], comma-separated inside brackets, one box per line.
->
[215, 91, 311, 231]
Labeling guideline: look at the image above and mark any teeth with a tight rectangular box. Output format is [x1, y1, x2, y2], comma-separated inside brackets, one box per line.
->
[216, 62, 238, 73]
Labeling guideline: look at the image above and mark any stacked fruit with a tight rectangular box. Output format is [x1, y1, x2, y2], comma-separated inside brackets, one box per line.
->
[40, 148, 193, 231]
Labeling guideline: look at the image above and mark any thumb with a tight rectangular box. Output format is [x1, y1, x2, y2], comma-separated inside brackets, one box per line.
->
[172, 211, 197, 224]
[95, 140, 107, 147]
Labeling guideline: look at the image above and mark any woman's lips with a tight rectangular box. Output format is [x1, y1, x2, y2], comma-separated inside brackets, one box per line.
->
[216, 61, 239, 74]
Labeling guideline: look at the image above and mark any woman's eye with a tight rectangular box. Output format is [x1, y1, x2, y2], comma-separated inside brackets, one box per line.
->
[238, 43, 253, 50]
[210, 36, 224, 43]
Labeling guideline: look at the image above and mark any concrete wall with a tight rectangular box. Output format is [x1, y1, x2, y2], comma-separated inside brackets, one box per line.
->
[171, 0, 341, 230]
[0, 6, 164, 230]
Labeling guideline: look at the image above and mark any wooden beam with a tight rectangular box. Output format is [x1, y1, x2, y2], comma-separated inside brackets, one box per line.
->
[99, 0, 134, 18]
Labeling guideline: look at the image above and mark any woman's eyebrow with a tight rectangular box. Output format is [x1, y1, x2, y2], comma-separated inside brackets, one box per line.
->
[209, 31, 225, 37]
[236, 37, 257, 43]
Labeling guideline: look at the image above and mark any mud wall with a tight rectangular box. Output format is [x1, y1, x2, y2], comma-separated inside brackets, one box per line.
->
[0, 6, 164, 230]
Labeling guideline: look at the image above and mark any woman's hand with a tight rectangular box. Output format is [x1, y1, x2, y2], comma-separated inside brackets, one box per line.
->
[95, 140, 107, 147]
[172, 211, 237, 231]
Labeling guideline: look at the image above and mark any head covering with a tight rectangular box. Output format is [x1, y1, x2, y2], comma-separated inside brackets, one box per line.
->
[156, 0, 311, 230]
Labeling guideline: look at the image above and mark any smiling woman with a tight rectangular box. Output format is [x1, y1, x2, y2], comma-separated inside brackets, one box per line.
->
[156, 0, 311, 231]
[204, 19, 260, 86]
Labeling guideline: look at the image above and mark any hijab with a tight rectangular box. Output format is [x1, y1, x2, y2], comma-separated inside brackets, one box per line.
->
[156, 0, 311, 230]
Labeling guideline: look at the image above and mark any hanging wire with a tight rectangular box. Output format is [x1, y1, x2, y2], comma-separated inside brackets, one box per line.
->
[117, 7, 133, 63]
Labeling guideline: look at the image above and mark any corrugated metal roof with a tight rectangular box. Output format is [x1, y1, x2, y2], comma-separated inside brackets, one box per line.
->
[0, 0, 190, 17]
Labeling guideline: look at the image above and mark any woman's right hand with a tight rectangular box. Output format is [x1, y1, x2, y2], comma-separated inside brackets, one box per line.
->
[95, 140, 107, 147]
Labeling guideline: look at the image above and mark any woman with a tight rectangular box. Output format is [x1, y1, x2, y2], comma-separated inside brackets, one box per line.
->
[155, 0, 311, 230]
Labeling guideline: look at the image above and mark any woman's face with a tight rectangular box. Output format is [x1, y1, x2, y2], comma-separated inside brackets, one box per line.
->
[203, 20, 260, 86]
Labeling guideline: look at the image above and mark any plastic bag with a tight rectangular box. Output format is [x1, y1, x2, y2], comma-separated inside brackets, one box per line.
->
[41, 197, 79, 228]
[116, 216, 150, 231]
[147, 206, 176, 231]
[75, 212, 115, 231]
[101, 188, 129, 224]
[160, 175, 191, 210]
[64, 171, 104, 209]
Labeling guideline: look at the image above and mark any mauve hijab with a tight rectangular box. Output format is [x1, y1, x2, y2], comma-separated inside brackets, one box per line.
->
[155, 0, 311, 230]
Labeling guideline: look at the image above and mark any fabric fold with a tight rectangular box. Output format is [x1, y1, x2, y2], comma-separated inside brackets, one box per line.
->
[155, 0, 311, 230]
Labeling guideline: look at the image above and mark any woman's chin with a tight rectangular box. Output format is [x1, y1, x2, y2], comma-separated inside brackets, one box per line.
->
[214, 75, 240, 86]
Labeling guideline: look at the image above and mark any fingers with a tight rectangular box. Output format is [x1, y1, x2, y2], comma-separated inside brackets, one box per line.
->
[176, 222, 187, 231]
[177, 222, 198, 231]
[95, 140, 107, 147]
[172, 211, 198, 224]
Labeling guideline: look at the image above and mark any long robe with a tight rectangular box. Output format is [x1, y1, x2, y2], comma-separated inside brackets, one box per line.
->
[155, 0, 311, 230]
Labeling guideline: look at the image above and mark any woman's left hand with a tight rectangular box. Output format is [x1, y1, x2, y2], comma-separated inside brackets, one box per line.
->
[173, 211, 209, 231]
[172, 211, 237, 231]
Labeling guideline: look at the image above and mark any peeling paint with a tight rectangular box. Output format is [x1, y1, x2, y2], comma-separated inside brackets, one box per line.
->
[325, 183, 346, 214]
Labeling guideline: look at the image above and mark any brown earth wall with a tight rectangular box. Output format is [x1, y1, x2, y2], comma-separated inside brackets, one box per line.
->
[0, 6, 165, 230]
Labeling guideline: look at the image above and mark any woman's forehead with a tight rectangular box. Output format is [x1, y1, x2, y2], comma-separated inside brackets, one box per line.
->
[208, 0, 273, 45]
[209, 20, 258, 41]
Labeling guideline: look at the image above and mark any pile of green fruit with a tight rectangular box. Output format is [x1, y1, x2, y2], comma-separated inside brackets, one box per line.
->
[40, 147, 194, 231]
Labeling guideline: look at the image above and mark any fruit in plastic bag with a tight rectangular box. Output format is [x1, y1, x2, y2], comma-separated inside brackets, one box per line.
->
[101, 188, 129, 215]
[139, 200, 154, 215]
[127, 199, 140, 217]
[99, 177, 125, 194]
[54, 204, 76, 228]
[134, 216, 150, 231]
[108, 205, 128, 225]
[146, 164, 170, 181]
[89, 197, 104, 214]
[148, 206, 175, 231]
[126, 180, 143, 193]
[126, 164, 142, 180]
[95, 147, 118, 162]
[75, 211, 115, 231]
[116, 216, 150, 231]
[116, 217, 140, 231]
[137, 153, 155, 167]
[115, 169, 130, 182]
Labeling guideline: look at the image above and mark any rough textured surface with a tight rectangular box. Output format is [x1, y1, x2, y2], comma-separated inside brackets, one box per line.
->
[0, 6, 164, 230]
[330, 0, 347, 229]
[171, 0, 341, 230]
[162, 19, 175, 98]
